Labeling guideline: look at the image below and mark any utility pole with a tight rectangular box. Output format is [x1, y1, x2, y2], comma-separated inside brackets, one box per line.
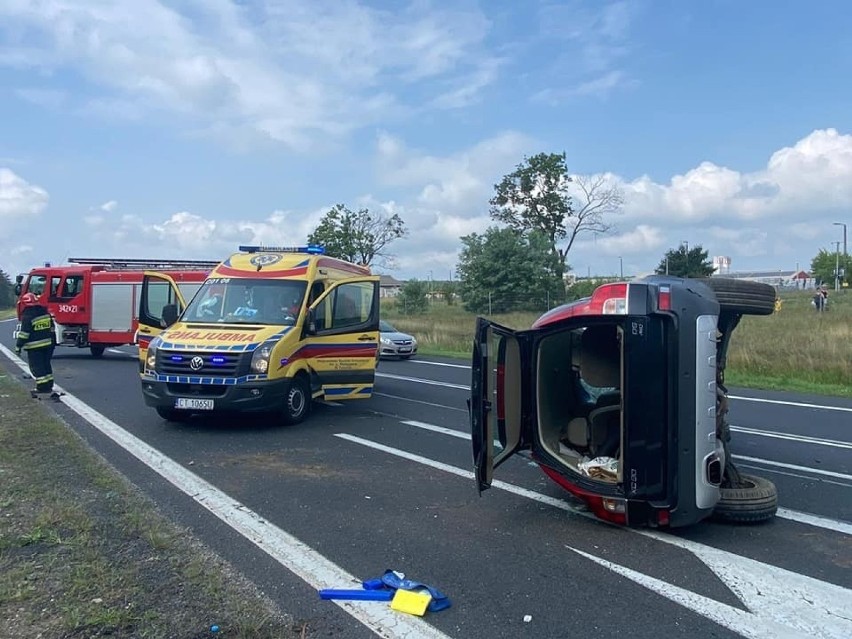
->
[834, 241, 842, 292]
[619, 256, 623, 279]
[834, 222, 847, 257]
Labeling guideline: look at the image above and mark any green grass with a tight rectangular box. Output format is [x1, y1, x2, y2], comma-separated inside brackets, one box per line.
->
[382, 289, 852, 397]
[0, 374, 306, 638]
[0, 307, 16, 320]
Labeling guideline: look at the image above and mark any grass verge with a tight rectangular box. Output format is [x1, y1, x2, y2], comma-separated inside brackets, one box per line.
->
[0, 372, 307, 639]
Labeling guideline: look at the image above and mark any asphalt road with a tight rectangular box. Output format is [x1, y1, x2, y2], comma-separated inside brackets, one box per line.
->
[2, 319, 850, 639]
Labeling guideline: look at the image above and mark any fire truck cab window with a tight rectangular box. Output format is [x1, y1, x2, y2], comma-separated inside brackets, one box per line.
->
[61, 275, 84, 298]
[27, 275, 46, 296]
[50, 276, 62, 298]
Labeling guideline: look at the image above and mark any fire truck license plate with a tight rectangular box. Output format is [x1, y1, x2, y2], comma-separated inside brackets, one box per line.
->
[175, 398, 214, 410]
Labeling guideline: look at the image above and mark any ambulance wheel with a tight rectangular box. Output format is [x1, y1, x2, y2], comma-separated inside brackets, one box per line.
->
[282, 375, 310, 425]
[713, 474, 778, 523]
[698, 278, 776, 316]
[90, 345, 106, 358]
[155, 407, 192, 423]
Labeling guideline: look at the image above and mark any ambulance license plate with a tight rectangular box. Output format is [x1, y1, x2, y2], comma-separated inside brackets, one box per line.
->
[175, 398, 214, 411]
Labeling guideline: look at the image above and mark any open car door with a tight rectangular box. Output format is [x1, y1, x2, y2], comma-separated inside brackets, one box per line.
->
[470, 318, 530, 494]
[303, 276, 380, 400]
[137, 272, 188, 365]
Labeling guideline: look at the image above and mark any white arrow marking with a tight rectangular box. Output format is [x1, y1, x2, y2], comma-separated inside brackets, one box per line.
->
[569, 534, 852, 639]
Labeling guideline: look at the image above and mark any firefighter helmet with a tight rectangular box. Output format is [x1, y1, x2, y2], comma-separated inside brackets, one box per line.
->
[20, 292, 39, 306]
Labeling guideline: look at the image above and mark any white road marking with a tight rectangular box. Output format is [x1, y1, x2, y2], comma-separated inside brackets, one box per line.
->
[570, 545, 852, 639]
[728, 394, 852, 413]
[0, 343, 451, 639]
[374, 393, 468, 412]
[409, 360, 470, 370]
[344, 421, 852, 535]
[732, 454, 852, 482]
[736, 463, 852, 489]
[376, 372, 468, 390]
[731, 425, 852, 449]
[384, 361, 852, 413]
[335, 433, 852, 638]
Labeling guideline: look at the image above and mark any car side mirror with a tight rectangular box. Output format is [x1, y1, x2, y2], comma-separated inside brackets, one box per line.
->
[162, 304, 179, 327]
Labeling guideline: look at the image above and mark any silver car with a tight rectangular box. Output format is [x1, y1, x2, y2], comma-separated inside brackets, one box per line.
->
[379, 320, 418, 359]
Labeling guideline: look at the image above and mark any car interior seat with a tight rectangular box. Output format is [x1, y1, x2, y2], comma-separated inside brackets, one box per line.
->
[567, 325, 622, 459]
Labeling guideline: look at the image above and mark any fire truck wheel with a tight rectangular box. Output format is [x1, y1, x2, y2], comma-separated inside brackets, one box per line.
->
[90, 345, 106, 358]
[155, 407, 192, 423]
[713, 474, 778, 523]
[282, 375, 311, 425]
[697, 278, 776, 315]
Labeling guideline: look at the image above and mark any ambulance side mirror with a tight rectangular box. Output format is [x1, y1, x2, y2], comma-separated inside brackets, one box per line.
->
[305, 308, 317, 335]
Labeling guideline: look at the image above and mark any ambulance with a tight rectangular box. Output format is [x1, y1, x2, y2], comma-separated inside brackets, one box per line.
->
[137, 245, 380, 424]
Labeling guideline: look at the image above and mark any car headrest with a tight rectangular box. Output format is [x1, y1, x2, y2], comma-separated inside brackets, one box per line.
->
[580, 325, 620, 388]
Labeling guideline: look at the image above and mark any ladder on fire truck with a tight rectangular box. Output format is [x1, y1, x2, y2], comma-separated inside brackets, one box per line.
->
[68, 257, 221, 270]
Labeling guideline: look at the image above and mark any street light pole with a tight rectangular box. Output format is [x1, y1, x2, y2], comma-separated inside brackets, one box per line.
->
[833, 222, 847, 256]
[619, 256, 623, 279]
[833, 241, 841, 292]
[683, 240, 689, 276]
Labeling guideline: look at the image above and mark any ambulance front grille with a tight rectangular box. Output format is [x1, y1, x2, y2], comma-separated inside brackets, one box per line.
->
[157, 351, 243, 376]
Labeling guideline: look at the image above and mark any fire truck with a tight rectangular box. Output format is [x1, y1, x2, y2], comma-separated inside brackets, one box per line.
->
[14, 258, 218, 357]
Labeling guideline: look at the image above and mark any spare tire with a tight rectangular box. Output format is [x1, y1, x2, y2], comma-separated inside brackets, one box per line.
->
[698, 278, 776, 315]
[713, 474, 778, 523]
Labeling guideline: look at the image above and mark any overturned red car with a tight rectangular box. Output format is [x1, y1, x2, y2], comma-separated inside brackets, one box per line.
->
[470, 276, 778, 528]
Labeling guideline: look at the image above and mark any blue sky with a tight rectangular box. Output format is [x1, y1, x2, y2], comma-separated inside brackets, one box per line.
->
[1, 0, 850, 281]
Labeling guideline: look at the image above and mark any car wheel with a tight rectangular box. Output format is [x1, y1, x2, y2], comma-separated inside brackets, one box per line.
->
[713, 474, 778, 523]
[697, 278, 776, 316]
[155, 407, 192, 423]
[282, 375, 311, 425]
[90, 345, 106, 358]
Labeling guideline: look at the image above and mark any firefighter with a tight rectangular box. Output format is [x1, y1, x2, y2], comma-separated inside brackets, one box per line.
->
[14, 292, 59, 400]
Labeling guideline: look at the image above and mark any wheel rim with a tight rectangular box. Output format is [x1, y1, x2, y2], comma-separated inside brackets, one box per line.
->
[288, 385, 305, 417]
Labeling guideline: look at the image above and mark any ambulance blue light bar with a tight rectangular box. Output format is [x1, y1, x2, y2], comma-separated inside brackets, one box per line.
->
[238, 245, 325, 255]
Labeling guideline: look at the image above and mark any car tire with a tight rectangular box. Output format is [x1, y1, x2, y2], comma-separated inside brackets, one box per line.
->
[698, 278, 776, 316]
[155, 407, 192, 423]
[713, 474, 778, 523]
[90, 345, 106, 358]
[282, 375, 311, 425]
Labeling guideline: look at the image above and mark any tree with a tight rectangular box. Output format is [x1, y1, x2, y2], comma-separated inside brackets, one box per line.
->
[810, 248, 852, 287]
[307, 204, 407, 267]
[456, 227, 564, 314]
[565, 277, 618, 302]
[654, 244, 714, 278]
[0, 269, 16, 309]
[489, 153, 622, 282]
[396, 279, 429, 315]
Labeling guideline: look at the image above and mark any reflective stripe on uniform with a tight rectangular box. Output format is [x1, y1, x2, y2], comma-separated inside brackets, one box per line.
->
[16, 331, 30, 339]
[23, 338, 53, 350]
[35, 374, 54, 383]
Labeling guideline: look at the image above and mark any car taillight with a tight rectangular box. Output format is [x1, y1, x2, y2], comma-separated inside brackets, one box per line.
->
[656, 509, 670, 527]
[591, 283, 629, 315]
[658, 285, 672, 311]
[602, 497, 626, 514]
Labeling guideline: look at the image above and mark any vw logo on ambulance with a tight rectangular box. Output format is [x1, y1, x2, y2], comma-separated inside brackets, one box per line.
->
[189, 356, 204, 371]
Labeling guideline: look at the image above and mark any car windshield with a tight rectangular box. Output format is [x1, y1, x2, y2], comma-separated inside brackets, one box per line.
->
[184, 277, 308, 326]
[379, 320, 398, 332]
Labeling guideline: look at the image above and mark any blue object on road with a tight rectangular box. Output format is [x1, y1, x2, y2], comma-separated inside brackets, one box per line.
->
[363, 570, 452, 612]
[319, 589, 395, 601]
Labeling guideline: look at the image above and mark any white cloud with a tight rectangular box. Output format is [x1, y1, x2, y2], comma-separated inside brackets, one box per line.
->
[14, 87, 67, 109]
[565, 128, 852, 274]
[0, 168, 49, 231]
[533, 1, 638, 103]
[99, 200, 118, 212]
[0, 0, 501, 150]
[616, 128, 852, 224]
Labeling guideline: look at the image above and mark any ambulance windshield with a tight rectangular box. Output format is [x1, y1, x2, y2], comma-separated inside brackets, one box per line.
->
[184, 277, 308, 326]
